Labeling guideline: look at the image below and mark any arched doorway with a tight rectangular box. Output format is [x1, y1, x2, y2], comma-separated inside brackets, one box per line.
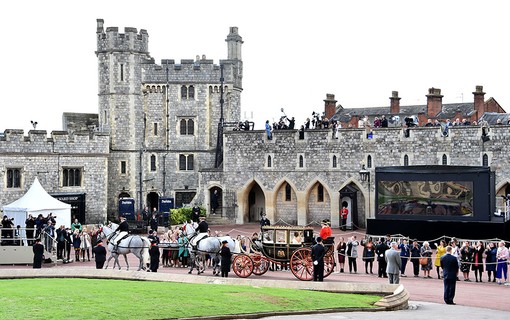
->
[496, 183, 510, 215]
[339, 184, 361, 230]
[247, 182, 265, 222]
[146, 192, 159, 213]
[119, 192, 131, 199]
[209, 187, 222, 215]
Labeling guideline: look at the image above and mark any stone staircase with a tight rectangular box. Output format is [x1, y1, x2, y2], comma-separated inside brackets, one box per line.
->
[207, 212, 231, 225]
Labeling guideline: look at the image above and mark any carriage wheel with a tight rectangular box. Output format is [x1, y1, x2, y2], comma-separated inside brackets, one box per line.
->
[323, 253, 335, 278]
[290, 248, 313, 281]
[233, 254, 254, 278]
[251, 254, 270, 276]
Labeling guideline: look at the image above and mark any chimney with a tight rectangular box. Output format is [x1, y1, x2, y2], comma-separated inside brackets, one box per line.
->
[426, 87, 443, 118]
[324, 94, 337, 120]
[473, 85, 486, 119]
[390, 91, 401, 114]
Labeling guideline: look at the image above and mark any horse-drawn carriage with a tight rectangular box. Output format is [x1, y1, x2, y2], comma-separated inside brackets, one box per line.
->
[232, 225, 336, 281]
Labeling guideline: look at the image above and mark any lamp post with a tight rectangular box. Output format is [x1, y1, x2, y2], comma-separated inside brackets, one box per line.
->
[359, 165, 371, 217]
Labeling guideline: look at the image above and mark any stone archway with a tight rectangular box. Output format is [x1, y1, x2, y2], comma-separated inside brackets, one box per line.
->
[247, 182, 266, 222]
[306, 181, 331, 224]
[274, 181, 298, 225]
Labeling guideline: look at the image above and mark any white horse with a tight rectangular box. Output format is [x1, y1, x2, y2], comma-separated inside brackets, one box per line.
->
[99, 223, 151, 271]
[182, 222, 238, 275]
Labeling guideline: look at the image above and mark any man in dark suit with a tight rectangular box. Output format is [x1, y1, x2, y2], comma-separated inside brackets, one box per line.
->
[33, 238, 45, 269]
[441, 246, 459, 305]
[311, 237, 325, 281]
[92, 240, 107, 269]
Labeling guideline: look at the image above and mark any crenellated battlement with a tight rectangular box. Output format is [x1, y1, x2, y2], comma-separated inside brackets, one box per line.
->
[143, 57, 235, 83]
[96, 19, 149, 54]
[0, 129, 110, 154]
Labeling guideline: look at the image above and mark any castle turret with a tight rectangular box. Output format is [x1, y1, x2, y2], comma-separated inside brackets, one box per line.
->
[226, 27, 243, 60]
[96, 19, 150, 150]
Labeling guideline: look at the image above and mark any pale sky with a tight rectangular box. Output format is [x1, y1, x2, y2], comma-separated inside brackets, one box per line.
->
[1, 0, 509, 132]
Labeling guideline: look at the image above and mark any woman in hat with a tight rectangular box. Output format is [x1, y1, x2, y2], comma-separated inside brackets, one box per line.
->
[319, 219, 332, 240]
[219, 240, 232, 277]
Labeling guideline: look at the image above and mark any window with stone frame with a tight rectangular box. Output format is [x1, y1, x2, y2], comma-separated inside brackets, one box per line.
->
[181, 85, 188, 99]
[120, 161, 127, 175]
[442, 154, 448, 165]
[482, 154, 489, 167]
[153, 123, 158, 136]
[179, 154, 194, 171]
[180, 119, 195, 135]
[367, 155, 372, 168]
[150, 155, 157, 171]
[6, 168, 21, 188]
[62, 168, 82, 187]
[404, 154, 409, 166]
[188, 85, 195, 99]
[332, 155, 337, 168]
[317, 184, 324, 202]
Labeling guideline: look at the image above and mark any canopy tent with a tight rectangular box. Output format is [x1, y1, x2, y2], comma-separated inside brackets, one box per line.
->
[2, 177, 71, 229]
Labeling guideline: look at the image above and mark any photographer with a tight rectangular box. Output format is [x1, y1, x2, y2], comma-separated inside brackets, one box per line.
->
[25, 214, 36, 245]
[1, 215, 15, 243]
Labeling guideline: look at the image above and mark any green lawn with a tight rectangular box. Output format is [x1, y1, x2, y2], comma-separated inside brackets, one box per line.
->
[0, 278, 380, 320]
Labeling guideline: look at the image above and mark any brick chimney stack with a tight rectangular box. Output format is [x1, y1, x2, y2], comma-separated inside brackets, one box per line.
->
[473, 85, 486, 120]
[324, 94, 337, 120]
[390, 91, 401, 114]
[426, 87, 443, 118]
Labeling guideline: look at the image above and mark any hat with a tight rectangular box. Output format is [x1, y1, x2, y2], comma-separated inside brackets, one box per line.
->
[221, 240, 228, 244]
[316, 236, 323, 243]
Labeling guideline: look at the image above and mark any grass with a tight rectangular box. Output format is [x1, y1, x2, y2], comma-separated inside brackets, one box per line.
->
[0, 278, 380, 320]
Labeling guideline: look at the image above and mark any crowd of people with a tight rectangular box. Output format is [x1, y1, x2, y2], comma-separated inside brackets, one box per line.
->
[333, 235, 510, 286]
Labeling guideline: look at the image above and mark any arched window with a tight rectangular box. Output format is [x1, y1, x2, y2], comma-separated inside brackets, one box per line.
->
[285, 183, 292, 201]
[180, 119, 187, 135]
[332, 155, 337, 168]
[267, 155, 272, 168]
[209, 86, 213, 94]
[187, 119, 194, 135]
[6, 168, 21, 188]
[181, 85, 187, 99]
[299, 155, 304, 168]
[179, 154, 186, 170]
[482, 153, 489, 167]
[317, 184, 324, 202]
[404, 154, 409, 166]
[367, 155, 372, 168]
[442, 154, 448, 165]
[150, 154, 156, 171]
[188, 85, 195, 99]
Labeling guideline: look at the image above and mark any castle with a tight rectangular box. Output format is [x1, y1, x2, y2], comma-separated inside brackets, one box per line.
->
[1, 20, 510, 230]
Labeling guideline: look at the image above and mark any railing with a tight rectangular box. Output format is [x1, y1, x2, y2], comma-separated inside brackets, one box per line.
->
[0, 227, 57, 265]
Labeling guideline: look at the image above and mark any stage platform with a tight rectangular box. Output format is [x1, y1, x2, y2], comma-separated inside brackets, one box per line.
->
[366, 217, 510, 241]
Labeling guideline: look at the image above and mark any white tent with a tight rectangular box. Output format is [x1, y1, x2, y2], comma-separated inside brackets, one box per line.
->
[2, 177, 71, 228]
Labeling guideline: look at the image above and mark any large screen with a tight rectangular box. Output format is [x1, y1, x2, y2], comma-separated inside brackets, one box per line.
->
[375, 166, 493, 221]
[378, 180, 473, 216]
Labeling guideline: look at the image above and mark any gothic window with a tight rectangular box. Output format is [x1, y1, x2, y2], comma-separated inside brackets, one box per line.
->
[442, 154, 448, 165]
[153, 123, 158, 136]
[179, 154, 194, 171]
[120, 64, 124, 81]
[332, 155, 337, 168]
[209, 86, 213, 94]
[6, 168, 21, 188]
[120, 161, 127, 174]
[367, 155, 372, 168]
[285, 183, 292, 201]
[180, 119, 195, 135]
[317, 184, 324, 202]
[404, 154, 409, 166]
[103, 110, 107, 124]
[267, 155, 272, 168]
[188, 85, 195, 99]
[181, 85, 188, 99]
[482, 153, 489, 167]
[150, 155, 156, 171]
[299, 155, 304, 168]
[62, 168, 81, 187]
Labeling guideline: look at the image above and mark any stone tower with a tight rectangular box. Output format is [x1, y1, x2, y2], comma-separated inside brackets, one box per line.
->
[96, 19, 243, 217]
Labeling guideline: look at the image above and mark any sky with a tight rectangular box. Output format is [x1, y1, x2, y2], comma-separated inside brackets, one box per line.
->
[1, 0, 509, 132]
